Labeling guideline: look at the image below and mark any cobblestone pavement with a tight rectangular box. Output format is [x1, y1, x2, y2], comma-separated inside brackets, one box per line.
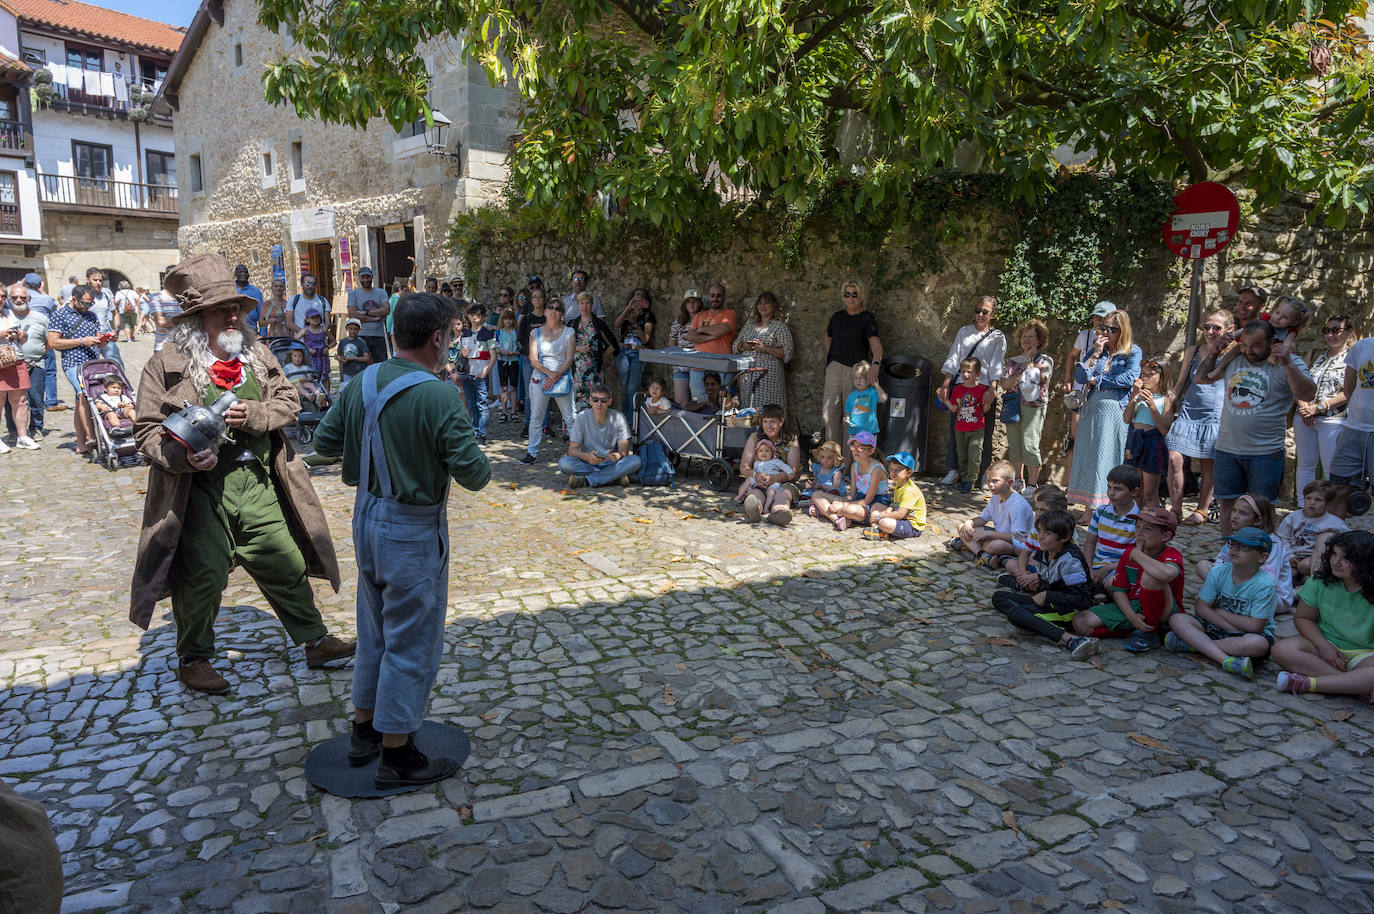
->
[4, 339, 1373, 914]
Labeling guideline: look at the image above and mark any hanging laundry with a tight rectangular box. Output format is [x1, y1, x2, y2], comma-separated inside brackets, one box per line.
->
[45, 62, 67, 88]
[82, 70, 100, 94]
[113, 79, 129, 105]
[66, 67, 83, 90]
[98, 72, 115, 98]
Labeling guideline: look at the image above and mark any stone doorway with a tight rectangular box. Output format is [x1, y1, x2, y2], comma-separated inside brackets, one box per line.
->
[372, 223, 415, 291]
[307, 241, 335, 302]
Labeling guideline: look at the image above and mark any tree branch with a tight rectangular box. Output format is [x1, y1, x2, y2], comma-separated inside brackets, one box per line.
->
[794, 3, 871, 61]
[1166, 122, 1210, 182]
[608, 0, 667, 38]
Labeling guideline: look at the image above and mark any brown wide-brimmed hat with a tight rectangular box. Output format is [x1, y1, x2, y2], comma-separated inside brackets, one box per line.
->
[165, 253, 260, 321]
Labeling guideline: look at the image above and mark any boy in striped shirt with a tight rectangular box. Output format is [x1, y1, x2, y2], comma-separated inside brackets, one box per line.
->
[1083, 465, 1143, 589]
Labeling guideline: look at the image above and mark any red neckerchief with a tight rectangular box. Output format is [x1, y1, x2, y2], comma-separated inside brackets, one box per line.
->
[209, 358, 243, 391]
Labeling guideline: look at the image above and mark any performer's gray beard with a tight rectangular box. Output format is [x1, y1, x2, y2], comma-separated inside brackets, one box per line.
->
[217, 329, 244, 357]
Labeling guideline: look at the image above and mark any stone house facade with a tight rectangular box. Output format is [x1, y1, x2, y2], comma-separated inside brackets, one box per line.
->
[0, 0, 181, 292]
[156, 0, 517, 306]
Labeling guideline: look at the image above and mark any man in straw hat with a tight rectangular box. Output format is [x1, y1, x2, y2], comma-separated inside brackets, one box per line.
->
[129, 253, 354, 695]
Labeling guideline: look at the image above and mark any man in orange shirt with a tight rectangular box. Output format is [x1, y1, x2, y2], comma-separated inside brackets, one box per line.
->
[687, 283, 738, 400]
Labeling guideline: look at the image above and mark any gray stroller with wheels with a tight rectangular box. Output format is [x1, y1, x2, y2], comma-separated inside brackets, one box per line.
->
[80, 358, 144, 470]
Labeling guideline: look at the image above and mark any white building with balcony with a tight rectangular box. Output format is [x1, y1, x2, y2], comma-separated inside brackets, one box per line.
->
[0, 0, 182, 291]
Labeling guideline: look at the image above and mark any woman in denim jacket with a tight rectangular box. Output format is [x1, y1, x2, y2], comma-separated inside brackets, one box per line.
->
[1067, 308, 1142, 511]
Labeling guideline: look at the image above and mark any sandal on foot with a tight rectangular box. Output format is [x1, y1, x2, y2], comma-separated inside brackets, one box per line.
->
[1180, 510, 1207, 526]
[807, 504, 822, 519]
[833, 516, 850, 531]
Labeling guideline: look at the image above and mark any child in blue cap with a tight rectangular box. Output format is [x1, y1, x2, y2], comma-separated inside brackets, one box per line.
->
[864, 451, 926, 540]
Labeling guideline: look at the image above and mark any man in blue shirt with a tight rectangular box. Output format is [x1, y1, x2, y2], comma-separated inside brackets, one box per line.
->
[235, 264, 265, 336]
[46, 285, 102, 454]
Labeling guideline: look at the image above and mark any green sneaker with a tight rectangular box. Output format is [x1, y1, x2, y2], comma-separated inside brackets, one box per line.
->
[1221, 655, 1254, 681]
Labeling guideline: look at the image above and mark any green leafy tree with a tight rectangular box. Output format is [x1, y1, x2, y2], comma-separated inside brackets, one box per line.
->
[259, 0, 1374, 230]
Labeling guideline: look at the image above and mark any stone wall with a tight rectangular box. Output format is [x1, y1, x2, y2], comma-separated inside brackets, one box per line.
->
[469, 197, 1374, 480]
[43, 212, 179, 292]
[172, 0, 518, 289]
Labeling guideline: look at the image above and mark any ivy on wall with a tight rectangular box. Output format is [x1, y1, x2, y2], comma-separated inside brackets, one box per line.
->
[449, 171, 1177, 327]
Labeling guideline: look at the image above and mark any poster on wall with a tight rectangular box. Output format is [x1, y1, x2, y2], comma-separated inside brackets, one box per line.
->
[270, 244, 285, 283]
[297, 251, 310, 280]
[339, 236, 353, 291]
[383, 223, 405, 244]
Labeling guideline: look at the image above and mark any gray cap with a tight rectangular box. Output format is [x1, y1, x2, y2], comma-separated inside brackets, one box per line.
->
[1091, 301, 1116, 318]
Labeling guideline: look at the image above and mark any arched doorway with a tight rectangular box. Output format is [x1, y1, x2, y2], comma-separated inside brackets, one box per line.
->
[103, 268, 133, 292]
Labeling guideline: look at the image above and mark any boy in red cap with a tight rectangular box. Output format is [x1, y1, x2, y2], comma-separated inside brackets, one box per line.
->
[1073, 506, 1184, 653]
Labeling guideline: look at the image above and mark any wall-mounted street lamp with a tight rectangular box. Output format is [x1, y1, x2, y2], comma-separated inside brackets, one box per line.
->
[424, 111, 462, 169]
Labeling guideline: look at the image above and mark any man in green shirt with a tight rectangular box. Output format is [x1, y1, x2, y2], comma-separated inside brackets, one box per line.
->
[314, 292, 490, 789]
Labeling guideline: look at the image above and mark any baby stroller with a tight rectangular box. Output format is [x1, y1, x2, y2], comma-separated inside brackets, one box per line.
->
[80, 359, 144, 470]
[269, 338, 331, 444]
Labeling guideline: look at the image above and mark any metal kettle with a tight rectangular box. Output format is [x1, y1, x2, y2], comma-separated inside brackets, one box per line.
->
[162, 391, 240, 453]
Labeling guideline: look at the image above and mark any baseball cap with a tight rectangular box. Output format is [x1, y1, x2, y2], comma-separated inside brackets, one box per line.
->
[345, 317, 361, 327]
[887, 451, 916, 471]
[528, 275, 543, 285]
[1239, 284, 1269, 302]
[1133, 505, 1178, 533]
[306, 307, 321, 317]
[1225, 526, 1273, 552]
[683, 288, 701, 300]
[22, 272, 41, 287]
[1091, 301, 1116, 318]
[357, 266, 373, 276]
[847, 431, 877, 447]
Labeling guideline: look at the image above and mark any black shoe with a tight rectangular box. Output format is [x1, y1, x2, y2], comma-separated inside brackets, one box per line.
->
[520, 427, 528, 439]
[374, 737, 459, 789]
[519, 453, 536, 465]
[349, 719, 382, 767]
[996, 572, 1019, 590]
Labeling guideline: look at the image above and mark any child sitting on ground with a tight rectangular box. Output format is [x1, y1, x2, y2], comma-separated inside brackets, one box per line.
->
[736, 438, 793, 512]
[950, 459, 1034, 566]
[941, 356, 994, 495]
[1122, 357, 1174, 508]
[1276, 480, 1348, 580]
[984, 485, 1071, 578]
[863, 451, 926, 540]
[808, 431, 888, 531]
[804, 440, 846, 499]
[284, 348, 327, 410]
[1082, 464, 1143, 589]
[1272, 530, 1374, 698]
[845, 361, 887, 437]
[643, 377, 674, 416]
[96, 377, 136, 431]
[1167, 525, 1277, 681]
[992, 509, 1099, 660]
[1074, 505, 1184, 653]
[1197, 493, 1293, 612]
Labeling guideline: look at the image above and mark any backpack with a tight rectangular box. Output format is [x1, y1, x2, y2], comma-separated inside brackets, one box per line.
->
[639, 439, 675, 486]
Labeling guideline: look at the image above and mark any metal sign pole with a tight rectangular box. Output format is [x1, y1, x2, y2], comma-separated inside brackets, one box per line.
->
[1185, 258, 1203, 343]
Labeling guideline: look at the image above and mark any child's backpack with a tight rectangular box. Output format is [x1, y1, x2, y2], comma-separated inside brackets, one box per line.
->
[639, 439, 674, 486]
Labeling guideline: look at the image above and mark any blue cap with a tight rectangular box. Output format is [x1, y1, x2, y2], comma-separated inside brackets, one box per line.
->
[22, 272, 41, 287]
[887, 451, 916, 471]
[1225, 526, 1273, 553]
[1092, 301, 1116, 318]
[847, 430, 877, 447]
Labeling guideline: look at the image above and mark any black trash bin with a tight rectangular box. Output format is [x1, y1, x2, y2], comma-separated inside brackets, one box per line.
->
[877, 355, 932, 472]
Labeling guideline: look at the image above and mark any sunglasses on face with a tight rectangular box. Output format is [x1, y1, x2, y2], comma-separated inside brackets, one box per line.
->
[1103, 325, 1122, 333]
[1324, 325, 1348, 334]
[590, 396, 611, 404]
[842, 292, 859, 299]
[975, 308, 994, 316]
[1203, 324, 1226, 332]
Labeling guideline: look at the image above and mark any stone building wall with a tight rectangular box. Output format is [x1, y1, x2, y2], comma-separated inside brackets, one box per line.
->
[470, 198, 1374, 481]
[172, 0, 518, 291]
[43, 212, 179, 292]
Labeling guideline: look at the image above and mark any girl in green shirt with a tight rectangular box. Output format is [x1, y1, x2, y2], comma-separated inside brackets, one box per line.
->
[1273, 530, 1374, 699]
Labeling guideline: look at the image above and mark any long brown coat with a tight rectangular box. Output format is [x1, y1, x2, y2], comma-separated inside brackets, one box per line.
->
[128, 344, 340, 629]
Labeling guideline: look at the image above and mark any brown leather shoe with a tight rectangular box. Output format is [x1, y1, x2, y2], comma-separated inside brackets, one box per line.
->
[305, 634, 356, 669]
[178, 659, 230, 695]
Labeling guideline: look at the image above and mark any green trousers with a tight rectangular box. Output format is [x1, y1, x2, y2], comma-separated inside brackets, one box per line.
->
[170, 462, 326, 660]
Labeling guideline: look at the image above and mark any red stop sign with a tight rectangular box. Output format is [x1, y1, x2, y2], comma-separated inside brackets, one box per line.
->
[1162, 182, 1240, 259]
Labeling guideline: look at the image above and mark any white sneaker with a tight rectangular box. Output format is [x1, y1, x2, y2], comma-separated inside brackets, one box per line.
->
[15, 435, 38, 449]
[0, 439, 9, 453]
[939, 469, 960, 485]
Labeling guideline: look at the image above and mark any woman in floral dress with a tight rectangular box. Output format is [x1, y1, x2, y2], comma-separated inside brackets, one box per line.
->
[732, 291, 795, 412]
[566, 291, 617, 412]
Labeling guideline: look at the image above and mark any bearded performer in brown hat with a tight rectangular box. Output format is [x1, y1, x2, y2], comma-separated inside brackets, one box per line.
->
[129, 253, 354, 695]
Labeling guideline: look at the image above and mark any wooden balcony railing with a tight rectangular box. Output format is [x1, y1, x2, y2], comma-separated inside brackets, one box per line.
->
[0, 120, 27, 152]
[0, 201, 20, 234]
[38, 173, 178, 214]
